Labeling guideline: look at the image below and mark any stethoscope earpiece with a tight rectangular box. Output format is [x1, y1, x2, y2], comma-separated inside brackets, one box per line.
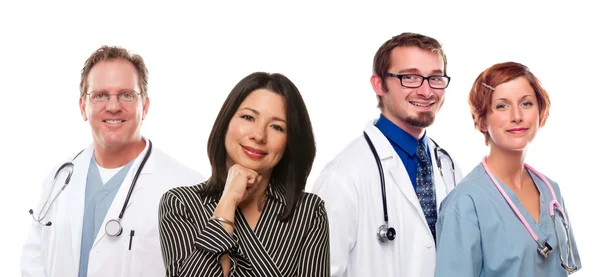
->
[29, 207, 52, 226]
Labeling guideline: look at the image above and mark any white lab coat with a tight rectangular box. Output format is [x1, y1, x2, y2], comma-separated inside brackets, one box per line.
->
[312, 122, 464, 277]
[20, 138, 204, 277]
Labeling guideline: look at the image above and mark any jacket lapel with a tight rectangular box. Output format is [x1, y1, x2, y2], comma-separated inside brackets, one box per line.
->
[364, 124, 426, 219]
[66, 145, 94, 268]
[234, 200, 282, 276]
[91, 138, 153, 248]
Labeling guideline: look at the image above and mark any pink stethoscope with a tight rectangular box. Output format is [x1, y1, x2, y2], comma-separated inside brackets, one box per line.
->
[481, 157, 579, 274]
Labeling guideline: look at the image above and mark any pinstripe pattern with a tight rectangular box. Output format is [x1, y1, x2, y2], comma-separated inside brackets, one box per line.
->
[158, 183, 330, 277]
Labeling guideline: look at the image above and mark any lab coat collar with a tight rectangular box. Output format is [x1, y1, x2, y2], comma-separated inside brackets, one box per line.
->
[66, 144, 93, 269]
[91, 137, 153, 248]
[363, 121, 397, 161]
[363, 122, 432, 232]
[374, 114, 429, 157]
[65, 137, 154, 259]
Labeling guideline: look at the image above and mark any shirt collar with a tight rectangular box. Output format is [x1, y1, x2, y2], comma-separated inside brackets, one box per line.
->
[374, 114, 429, 157]
[266, 183, 287, 205]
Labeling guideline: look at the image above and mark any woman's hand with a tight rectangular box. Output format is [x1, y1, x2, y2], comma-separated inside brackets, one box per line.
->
[221, 164, 263, 205]
[212, 164, 263, 236]
[214, 164, 262, 277]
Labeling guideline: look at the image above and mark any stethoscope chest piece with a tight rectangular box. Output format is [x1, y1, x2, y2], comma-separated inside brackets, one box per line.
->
[363, 131, 456, 245]
[105, 219, 123, 237]
[377, 225, 396, 244]
[537, 241, 553, 258]
[104, 140, 153, 238]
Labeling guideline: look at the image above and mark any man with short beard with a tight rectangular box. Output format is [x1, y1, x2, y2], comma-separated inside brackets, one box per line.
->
[313, 32, 464, 277]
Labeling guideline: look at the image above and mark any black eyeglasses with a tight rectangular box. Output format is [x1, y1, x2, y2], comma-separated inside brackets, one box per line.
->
[384, 73, 451, 89]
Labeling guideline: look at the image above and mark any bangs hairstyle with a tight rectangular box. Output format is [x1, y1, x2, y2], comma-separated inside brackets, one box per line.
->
[202, 72, 316, 222]
[468, 61, 551, 145]
[372, 32, 447, 108]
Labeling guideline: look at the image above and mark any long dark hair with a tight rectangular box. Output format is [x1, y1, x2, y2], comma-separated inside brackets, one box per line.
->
[201, 72, 316, 222]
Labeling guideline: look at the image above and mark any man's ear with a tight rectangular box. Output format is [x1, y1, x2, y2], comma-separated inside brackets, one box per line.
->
[370, 74, 386, 97]
[141, 96, 150, 120]
[79, 97, 88, 121]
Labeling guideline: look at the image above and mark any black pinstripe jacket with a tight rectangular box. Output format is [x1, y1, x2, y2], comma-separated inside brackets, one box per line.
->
[158, 182, 330, 277]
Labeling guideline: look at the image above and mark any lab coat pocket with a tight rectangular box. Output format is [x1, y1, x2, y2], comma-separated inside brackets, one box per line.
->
[119, 232, 142, 277]
[120, 245, 134, 277]
[122, 236, 164, 277]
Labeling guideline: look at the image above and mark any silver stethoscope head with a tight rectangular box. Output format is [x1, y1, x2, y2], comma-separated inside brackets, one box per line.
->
[365, 132, 458, 245]
[364, 132, 397, 244]
[377, 224, 396, 244]
[535, 240, 552, 258]
[482, 157, 579, 275]
[105, 219, 124, 237]
[104, 140, 153, 237]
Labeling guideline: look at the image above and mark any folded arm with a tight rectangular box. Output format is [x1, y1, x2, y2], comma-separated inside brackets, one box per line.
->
[159, 191, 243, 277]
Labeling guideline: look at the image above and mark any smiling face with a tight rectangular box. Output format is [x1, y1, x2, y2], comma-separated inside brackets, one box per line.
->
[372, 46, 446, 137]
[224, 88, 288, 176]
[483, 76, 540, 152]
[79, 59, 149, 149]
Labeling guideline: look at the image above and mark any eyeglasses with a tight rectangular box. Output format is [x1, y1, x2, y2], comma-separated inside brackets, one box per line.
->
[86, 91, 142, 104]
[384, 73, 451, 89]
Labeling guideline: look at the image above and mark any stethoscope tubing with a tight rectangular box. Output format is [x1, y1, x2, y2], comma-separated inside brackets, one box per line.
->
[364, 131, 456, 233]
[30, 140, 152, 233]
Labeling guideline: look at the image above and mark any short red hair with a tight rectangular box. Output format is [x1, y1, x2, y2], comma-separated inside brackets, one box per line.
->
[468, 62, 551, 145]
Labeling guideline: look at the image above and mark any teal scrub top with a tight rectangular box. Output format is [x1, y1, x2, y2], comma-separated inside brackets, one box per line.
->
[434, 164, 581, 277]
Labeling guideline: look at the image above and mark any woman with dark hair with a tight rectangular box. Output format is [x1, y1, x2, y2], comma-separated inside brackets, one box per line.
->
[158, 72, 329, 277]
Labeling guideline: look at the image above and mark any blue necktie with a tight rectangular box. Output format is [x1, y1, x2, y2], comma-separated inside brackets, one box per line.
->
[416, 141, 437, 241]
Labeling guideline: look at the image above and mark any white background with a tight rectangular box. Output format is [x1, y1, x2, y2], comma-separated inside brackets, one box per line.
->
[1, 0, 598, 276]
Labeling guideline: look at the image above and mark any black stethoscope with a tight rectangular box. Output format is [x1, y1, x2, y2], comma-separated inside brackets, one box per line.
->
[29, 149, 85, 227]
[29, 140, 153, 238]
[363, 132, 456, 244]
[104, 140, 152, 237]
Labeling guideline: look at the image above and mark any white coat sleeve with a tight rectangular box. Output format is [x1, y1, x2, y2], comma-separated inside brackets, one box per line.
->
[312, 166, 358, 277]
[20, 168, 57, 277]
